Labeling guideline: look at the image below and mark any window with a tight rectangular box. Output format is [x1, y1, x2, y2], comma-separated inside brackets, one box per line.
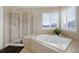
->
[42, 12, 59, 29]
[42, 7, 77, 32]
[61, 7, 77, 32]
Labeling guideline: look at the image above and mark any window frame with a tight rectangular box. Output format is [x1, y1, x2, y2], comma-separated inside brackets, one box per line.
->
[42, 12, 59, 29]
[42, 7, 77, 33]
[61, 7, 77, 32]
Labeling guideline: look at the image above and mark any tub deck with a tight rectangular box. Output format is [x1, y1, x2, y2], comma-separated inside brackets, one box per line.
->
[21, 35, 79, 53]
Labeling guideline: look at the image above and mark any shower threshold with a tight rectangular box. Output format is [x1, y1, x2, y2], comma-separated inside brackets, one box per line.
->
[9, 43, 24, 47]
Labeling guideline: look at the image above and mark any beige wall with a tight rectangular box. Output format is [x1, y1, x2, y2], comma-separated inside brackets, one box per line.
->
[4, 7, 11, 47]
[4, 6, 79, 44]
[77, 6, 79, 32]
[22, 12, 29, 37]
[28, 7, 60, 34]
[10, 7, 60, 35]
[7, 7, 60, 35]
[0, 7, 4, 49]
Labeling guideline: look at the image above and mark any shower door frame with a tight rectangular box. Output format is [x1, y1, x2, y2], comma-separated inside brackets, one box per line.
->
[10, 11, 23, 43]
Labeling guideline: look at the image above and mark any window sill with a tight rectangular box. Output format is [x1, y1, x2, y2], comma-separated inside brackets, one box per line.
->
[42, 28, 56, 30]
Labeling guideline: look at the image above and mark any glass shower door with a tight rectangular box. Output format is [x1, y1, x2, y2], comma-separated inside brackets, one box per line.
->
[11, 12, 21, 43]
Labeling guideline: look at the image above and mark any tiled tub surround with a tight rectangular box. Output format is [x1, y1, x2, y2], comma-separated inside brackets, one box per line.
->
[22, 34, 76, 53]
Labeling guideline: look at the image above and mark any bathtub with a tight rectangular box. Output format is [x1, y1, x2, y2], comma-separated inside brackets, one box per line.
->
[30, 34, 72, 52]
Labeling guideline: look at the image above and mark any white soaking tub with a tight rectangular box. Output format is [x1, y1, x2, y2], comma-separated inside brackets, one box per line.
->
[35, 34, 72, 51]
[24, 34, 72, 53]
[30, 34, 72, 52]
